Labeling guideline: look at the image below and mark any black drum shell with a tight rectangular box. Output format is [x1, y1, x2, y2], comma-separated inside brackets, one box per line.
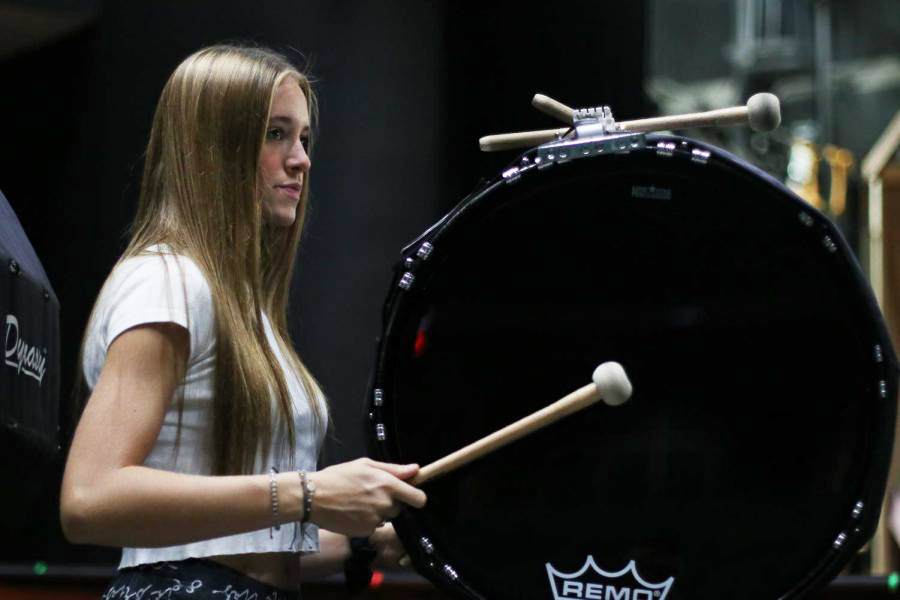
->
[368, 135, 898, 600]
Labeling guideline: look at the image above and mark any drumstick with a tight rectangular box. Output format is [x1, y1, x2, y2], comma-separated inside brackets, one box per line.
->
[479, 93, 781, 152]
[532, 94, 575, 124]
[479, 127, 571, 152]
[410, 362, 632, 486]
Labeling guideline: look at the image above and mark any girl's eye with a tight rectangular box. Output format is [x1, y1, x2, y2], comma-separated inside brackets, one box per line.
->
[300, 136, 310, 152]
[267, 128, 284, 141]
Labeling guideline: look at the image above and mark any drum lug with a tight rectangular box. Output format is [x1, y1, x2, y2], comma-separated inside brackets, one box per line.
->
[833, 532, 848, 549]
[373, 388, 384, 406]
[442, 564, 459, 581]
[798, 211, 814, 227]
[852, 501, 864, 519]
[691, 148, 711, 164]
[875, 345, 883, 363]
[502, 166, 521, 183]
[416, 241, 434, 261]
[419, 536, 434, 554]
[375, 423, 386, 441]
[534, 155, 554, 170]
[656, 141, 676, 157]
[398, 272, 415, 290]
[822, 235, 837, 253]
[880, 380, 887, 399]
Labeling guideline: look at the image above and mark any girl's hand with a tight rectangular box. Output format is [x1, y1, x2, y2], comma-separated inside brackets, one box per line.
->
[310, 458, 426, 537]
[369, 523, 408, 568]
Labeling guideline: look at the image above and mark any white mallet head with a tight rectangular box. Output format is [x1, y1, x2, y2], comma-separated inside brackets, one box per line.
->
[592, 361, 633, 406]
[746, 93, 781, 132]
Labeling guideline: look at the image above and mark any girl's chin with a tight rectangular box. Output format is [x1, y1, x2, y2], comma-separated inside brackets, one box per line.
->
[262, 198, 298, 227]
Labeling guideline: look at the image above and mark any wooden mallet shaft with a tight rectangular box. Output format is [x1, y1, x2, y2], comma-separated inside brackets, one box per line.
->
[617, 106, 748, 133]
[410, 362, 631, 486]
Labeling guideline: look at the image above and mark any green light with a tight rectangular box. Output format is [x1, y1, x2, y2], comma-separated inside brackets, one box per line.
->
[888, 571, 899, 592]
[33, 561, 48, 576]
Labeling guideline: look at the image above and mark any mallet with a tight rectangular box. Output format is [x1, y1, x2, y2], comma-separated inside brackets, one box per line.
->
[410, 362, 633, 486]
[617, 92, 781, 134]
[479, 93, 782, 152]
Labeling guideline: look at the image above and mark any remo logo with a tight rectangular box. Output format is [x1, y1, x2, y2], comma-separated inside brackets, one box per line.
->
[545, 556, 674, 600]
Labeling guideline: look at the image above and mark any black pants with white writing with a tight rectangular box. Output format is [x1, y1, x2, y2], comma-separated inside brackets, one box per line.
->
[102, 558, 301, 600]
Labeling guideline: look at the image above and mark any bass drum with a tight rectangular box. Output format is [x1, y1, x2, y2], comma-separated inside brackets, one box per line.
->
[368, 135, 898, 600]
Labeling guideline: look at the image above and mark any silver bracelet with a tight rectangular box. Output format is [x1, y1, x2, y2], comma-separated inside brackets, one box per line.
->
[269, 467, 281, 539]
[298, 470, 315, 523]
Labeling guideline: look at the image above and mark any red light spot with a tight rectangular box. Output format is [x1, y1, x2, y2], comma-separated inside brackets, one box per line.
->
[414, 330, 427, 357]
[370, 570, 384, 588]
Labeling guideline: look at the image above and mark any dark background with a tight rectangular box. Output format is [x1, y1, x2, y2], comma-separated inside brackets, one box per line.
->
[0, 0, 649, 570]
[2, 0, 897, 584]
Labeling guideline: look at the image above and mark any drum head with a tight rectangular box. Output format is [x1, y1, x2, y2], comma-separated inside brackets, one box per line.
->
[369, 136, 897, 600]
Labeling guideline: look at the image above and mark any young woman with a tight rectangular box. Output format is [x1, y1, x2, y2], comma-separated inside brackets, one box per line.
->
[60, 44, 426, 598]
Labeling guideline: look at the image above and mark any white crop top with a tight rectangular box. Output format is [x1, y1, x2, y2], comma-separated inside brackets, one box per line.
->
[82, 246, 327, 569]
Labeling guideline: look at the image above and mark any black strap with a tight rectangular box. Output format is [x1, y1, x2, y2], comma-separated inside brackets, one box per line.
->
[344, 536, 377, 595]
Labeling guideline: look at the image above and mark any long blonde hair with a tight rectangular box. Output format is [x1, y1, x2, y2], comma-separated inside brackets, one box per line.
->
[102, 44, 324, 474]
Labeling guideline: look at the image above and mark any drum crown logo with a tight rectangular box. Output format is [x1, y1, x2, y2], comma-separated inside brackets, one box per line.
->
[545, 555, 674, 600]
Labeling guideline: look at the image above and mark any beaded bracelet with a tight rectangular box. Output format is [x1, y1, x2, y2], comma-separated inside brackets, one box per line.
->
[269, 467, 281, 539]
